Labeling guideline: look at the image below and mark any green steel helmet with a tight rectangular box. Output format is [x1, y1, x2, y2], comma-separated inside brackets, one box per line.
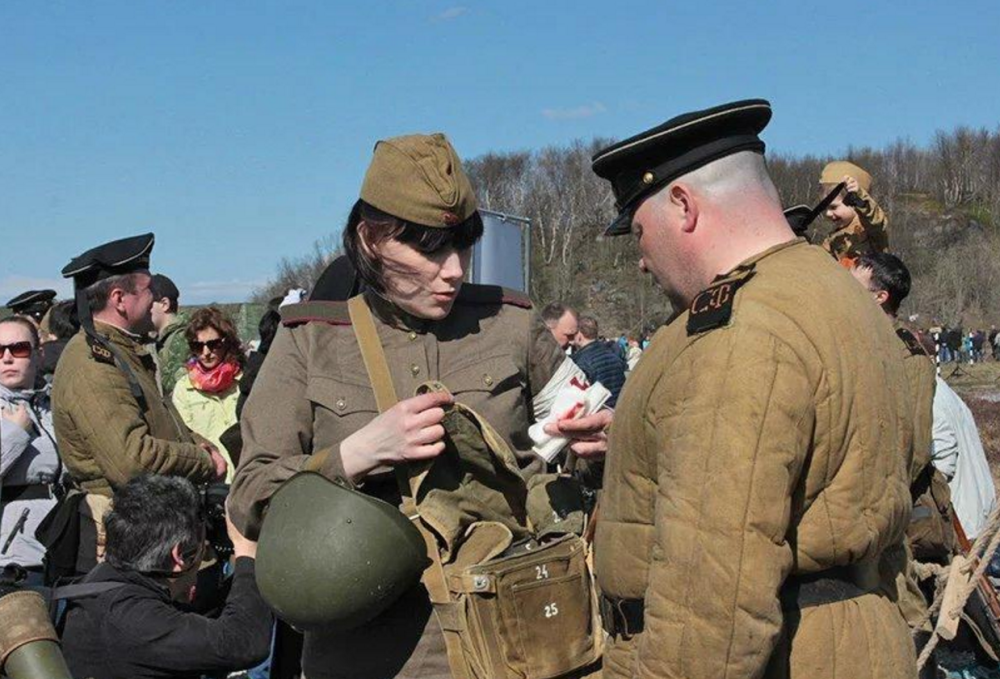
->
[0, 588, 73, 679]
[255, 472, 428, 632]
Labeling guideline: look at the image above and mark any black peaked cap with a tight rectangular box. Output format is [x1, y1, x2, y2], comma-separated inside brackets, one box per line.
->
[61, 233, 155, 289]
[592, 99, 772, 236]
[6, 289, 57, 313]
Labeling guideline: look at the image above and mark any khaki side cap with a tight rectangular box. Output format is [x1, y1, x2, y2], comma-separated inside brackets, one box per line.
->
[821, 160, 872, 192]
[360, 133, 478, 228]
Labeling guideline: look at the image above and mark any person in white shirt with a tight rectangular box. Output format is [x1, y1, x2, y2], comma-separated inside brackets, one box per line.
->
[931, 376, 997, 539]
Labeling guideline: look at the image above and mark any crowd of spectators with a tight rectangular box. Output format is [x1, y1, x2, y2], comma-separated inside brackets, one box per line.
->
[930, 325, 1000, 365]
[1, 275, 275, 679]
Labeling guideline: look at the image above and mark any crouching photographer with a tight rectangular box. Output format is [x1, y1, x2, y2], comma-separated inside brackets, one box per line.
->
[60, 474, 272, 679]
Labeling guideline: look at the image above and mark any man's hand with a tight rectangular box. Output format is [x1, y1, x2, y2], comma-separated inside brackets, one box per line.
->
[1, 403, 33, 433]
[199, 442, 228, 481]
[225, 508, 257, 559]
[843, 175, 860, 195]
[543, 408, 613, 459]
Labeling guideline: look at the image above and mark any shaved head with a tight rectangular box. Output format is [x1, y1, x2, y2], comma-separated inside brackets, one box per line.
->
[655, 151, 780, 207]
[634, 150, 792, 308]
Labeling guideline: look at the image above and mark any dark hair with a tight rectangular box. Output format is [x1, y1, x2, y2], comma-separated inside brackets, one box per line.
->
[47, 300, 79, 340]
[855, 252, 911, 314]
[342, 200, 484, 293]
[150, 274, 180, 313]
[540, 302, 576, 327]
[257, 309, 281, 355]
[85, 273, 141, 313]
[184, 307, 245, 368]
[104, 475, 204, 574]
[0, 316, 41, 347]
[578, 316, 599, 340]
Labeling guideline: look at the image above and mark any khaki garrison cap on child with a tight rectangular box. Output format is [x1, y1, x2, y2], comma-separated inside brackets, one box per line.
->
[820, 161, 872, 192]
[359, 133, 478, 228]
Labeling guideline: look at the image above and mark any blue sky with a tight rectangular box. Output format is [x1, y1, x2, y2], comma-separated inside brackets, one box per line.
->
[3, 1, 998, 304]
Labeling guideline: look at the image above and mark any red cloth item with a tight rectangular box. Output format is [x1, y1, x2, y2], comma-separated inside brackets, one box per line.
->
[186, 358, 240, 394]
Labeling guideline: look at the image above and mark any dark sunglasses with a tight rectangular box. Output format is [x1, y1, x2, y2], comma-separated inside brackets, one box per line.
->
[189, 338, 226, 353]
[0, 342, 33, 359]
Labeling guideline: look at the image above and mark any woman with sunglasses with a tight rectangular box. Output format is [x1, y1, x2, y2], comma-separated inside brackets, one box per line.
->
[229, 133, 611, 679]
[171, 307, 244, 483]
[0, 315, 62, 583]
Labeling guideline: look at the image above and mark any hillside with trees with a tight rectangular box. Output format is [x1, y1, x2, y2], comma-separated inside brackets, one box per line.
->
[256, 126, 1000, 336]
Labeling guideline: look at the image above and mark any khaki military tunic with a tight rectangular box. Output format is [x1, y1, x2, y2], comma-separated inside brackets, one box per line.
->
[896, 324, 957, 563]
[595, 239, 915, 679]
[879, 323, 937, 630]
[52, 322, 215, 496]
[897, 324, 936, 482]
[228, 286, 567, 679]
[821, 186, 889, 262]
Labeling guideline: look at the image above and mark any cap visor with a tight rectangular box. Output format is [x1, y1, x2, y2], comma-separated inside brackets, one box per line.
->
[604, 210, 633, 237]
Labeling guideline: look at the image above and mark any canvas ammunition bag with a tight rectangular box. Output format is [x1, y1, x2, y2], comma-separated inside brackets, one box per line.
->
[348, 295, 601, 679]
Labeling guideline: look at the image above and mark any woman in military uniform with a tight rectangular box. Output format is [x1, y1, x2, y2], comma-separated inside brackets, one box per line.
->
[228, 133, 609, 679]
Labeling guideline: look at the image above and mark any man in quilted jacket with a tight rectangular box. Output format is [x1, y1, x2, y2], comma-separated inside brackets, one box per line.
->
[590, 100, 915, 679]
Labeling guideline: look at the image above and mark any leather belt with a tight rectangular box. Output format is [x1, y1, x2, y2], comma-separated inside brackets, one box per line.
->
[599, 594, 644, 638]
[780, 565, 873, 610]
[0, 484, 53, 503]
[600, 565, 875, 637]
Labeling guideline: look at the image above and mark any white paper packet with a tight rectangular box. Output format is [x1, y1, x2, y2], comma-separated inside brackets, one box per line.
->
[528, 380, 611, 463]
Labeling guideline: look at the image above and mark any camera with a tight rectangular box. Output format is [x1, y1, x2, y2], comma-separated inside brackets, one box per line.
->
[199, 483, 233, 560]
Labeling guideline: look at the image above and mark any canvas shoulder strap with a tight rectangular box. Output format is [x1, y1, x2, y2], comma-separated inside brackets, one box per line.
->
[347, 296, 399, 412]
[345, 295, 470, 679]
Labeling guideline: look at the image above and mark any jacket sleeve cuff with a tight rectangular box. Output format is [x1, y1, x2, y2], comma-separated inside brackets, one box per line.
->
[855, 187, 877, 215]
[233, 556, 256, 574]
[305, 445, 355, 488]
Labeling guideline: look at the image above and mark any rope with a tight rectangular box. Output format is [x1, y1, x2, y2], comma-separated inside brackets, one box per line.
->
[915, 504, 1000, 670]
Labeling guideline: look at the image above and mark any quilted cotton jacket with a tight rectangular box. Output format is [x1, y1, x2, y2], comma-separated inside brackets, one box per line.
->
[596, 239, 915, 679]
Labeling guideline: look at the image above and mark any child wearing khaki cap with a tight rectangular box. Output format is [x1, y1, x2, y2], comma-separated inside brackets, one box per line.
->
[818, 160, 889, 265]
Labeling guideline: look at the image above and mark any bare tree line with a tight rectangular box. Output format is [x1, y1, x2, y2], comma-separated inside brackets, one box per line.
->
[256, 125, 1000, 333]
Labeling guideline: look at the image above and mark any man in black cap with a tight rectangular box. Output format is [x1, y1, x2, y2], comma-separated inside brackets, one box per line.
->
[5, 289, 57, 325]
[590, 100, 915, 678]
[52, 234, 225, 574]
[149, 273, 187, 395]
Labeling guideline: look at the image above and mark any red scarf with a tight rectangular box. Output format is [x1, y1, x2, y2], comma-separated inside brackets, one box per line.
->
[186, 358, 240, 394]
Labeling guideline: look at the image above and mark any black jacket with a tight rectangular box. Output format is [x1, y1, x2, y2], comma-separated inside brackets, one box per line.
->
[61, 557, 272, 679]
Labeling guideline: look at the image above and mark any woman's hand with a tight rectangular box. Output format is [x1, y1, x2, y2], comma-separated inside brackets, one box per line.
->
[340, 391, 453, 482]
[544, 408, 613, 460]
[1, 403, 33, 433]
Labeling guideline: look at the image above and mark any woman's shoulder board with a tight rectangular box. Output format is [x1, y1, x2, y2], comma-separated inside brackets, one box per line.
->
[280, 301, 352, 327]
[455, 284, 532, 309]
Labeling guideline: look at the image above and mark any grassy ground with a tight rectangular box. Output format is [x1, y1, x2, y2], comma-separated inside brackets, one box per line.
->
[943, 362, 1000, 484]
